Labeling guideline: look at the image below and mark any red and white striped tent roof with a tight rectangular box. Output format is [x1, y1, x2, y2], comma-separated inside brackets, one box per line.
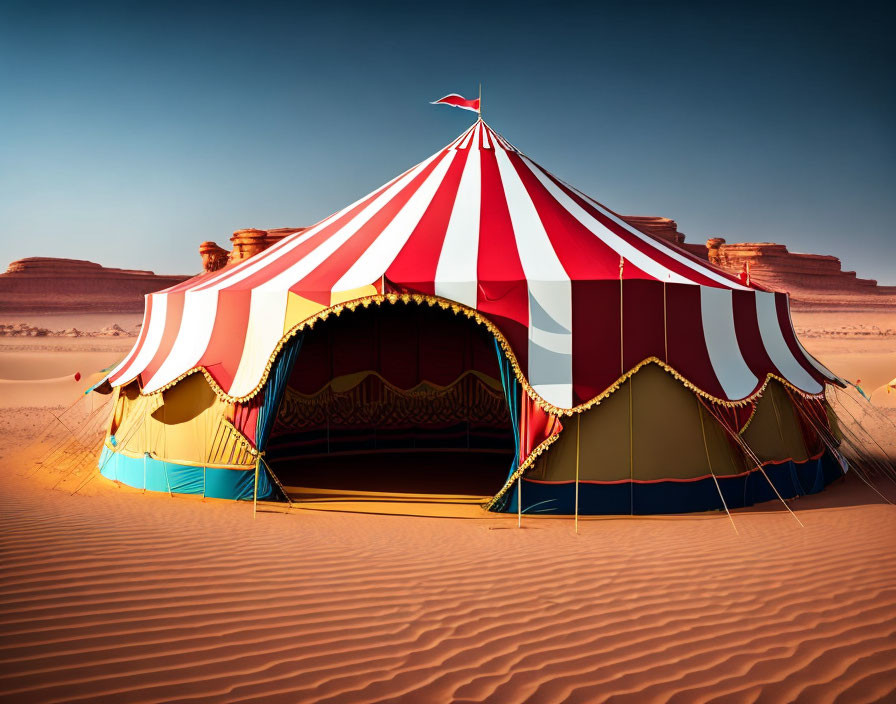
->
[107, 119, 838, 411]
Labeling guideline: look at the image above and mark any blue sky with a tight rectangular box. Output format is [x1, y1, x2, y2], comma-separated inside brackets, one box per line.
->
[1, 0, 893, 282]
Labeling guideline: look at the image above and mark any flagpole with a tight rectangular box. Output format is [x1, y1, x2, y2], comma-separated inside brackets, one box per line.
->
[479, 83, 482, 120]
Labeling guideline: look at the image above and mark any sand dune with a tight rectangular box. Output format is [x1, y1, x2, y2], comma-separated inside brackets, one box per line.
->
[1, 405, 895, 703]
[0, 337, 131, 408]
[1, 310, 895, 702]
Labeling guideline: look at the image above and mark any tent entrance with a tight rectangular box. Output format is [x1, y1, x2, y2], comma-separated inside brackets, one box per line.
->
[265, 303, 516, 506]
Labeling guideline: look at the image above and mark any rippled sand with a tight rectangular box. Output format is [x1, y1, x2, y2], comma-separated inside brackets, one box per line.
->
[1, 310, 895, 702]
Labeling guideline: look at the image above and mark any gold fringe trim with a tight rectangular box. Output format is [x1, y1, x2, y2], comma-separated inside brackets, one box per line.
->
[484, 430, 563, 510]
[129, 292, 826, 416]
[737, 400, 761, 435]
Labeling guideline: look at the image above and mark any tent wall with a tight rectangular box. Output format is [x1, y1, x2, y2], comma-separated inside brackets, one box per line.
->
[99, 374, 275, 500]
[741, 381, 812, 463]
[106, 374, 254, 468]
[96, 303, 842, 512]
[501, 365, 842, 515]
[98, 446, 275, 500]
[527, 364, 745, 484]
[505, 452, 842, 515]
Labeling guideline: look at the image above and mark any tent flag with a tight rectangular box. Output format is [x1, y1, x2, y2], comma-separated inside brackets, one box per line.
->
[431, 93, 481, 113]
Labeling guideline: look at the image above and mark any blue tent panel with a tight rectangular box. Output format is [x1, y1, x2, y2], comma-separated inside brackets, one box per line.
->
[98, 447, 276, 501]
[501, 451, 842, 515]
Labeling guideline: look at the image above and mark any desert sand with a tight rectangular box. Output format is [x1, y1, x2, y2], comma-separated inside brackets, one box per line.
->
[1, 309, 895, 703]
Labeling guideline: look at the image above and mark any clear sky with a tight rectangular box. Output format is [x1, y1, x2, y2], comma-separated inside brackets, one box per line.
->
[2, 0, 894, 283]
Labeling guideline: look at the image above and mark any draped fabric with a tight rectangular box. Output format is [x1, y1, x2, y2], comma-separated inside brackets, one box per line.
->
[256, 334, 304, 451]
[105, 119, 841, 412]
[519, 395, 563, 471]
[493, 338, 521, 510]
[283, 303, 502, 395]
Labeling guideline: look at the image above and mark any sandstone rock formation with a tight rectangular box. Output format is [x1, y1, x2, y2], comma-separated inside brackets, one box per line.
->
[199, 242, 229, 273]
[619, 217, 896, 308]
[0, 258, 189, 314]
[618, 216, 707, 259]
[201, 228, 307, 272]
[704, 239, 896, 302]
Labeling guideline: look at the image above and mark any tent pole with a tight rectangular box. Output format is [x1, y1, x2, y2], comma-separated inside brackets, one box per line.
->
[575, 413, 580, 534]
[663, 276, 669, 363]
[162, 399, 167, 472]
[162, 456, 172, 498]
[202, 415, 208, 501]
[629, 377, 634, 516]
[620, 257, 633, 516]
[143, 452, 147, 493]
[618, 257, 624, 377]
[517, 476, 522, 528]
[253, 456, 259, 519]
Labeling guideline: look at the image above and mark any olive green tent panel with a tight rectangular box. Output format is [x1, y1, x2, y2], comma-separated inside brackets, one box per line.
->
[528, 364, 746, 483]
[742, 380, 810, 463]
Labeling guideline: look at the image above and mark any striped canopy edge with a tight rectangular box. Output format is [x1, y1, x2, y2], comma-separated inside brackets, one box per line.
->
[104, 119, 843, 413]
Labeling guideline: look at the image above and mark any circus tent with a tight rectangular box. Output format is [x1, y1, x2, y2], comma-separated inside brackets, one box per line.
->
[97, 118, 847, 514]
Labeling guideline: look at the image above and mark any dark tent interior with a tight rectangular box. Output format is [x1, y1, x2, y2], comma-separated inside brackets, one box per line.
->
[265, 304, 516, 502]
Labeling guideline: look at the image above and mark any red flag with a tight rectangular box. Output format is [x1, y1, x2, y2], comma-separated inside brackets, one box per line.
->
[738, 261, 751, 286]
[431, 93, 480, 113]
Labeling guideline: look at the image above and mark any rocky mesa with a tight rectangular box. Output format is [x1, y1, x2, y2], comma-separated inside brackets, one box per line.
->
[0, 258, 189, 314]
[3, 217, 893, 319]
[620, 216, 896, 308]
